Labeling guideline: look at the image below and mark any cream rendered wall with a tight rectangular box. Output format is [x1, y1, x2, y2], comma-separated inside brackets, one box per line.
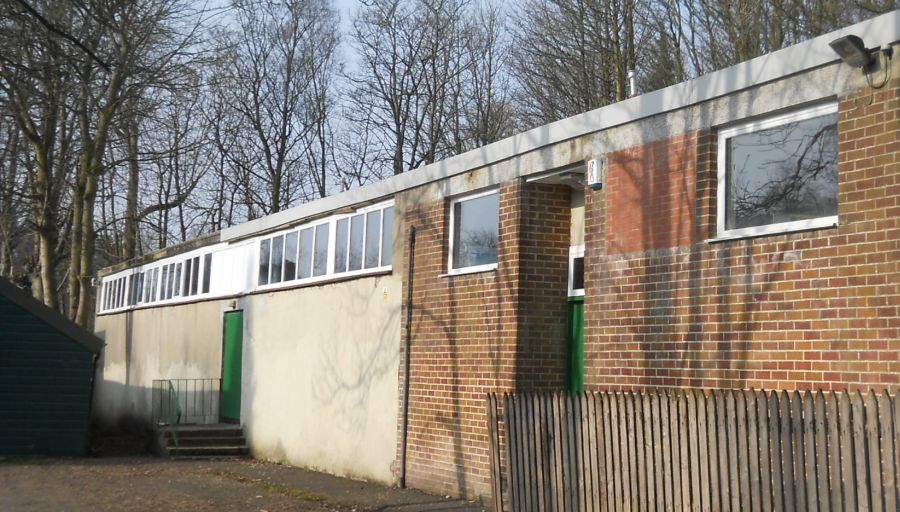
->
[239, 273, 401, 483]
[93, 271, 401, 484]
[93, 300, 226, 427]
[570, 188, 585, 246]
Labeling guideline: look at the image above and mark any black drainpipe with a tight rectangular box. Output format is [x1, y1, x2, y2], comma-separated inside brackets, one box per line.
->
[399, 225, 416, 488]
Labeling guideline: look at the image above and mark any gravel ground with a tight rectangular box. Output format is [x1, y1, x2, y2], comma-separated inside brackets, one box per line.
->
[0, 456, 486, 512]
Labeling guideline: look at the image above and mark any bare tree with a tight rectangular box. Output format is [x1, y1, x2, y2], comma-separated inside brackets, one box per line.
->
[346, 0, 474, 179]
[0, 112, 27, 281]
[0, 0, 78, 307]
[511, 0, 640, 126]
[459, 2, 515, 149]
[212, 0, 341, 217]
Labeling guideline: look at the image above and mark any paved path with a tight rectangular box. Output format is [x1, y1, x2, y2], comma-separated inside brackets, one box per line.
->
[0, 456, 487, 512]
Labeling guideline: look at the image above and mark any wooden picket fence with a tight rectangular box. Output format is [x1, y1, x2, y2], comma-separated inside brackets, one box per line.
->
[486, 389, 899, 512]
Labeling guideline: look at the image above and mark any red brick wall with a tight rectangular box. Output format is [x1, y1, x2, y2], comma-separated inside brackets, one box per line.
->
[398, 182, 519, 500]
[398, 78, 898, 501]
[398, 180, 573, 499]
[584, 79, 900, 393]
[515, 183, 571, 391]
[605, 132, 700, 254]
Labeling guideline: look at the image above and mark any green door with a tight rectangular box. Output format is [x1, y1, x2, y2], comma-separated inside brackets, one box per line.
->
[566, 297, 585, 393]
[222, 311, 243, 422]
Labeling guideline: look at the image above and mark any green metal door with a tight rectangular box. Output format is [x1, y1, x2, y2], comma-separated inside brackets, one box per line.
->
[566, 297, 585, 393]
[222, 311, 243, 422]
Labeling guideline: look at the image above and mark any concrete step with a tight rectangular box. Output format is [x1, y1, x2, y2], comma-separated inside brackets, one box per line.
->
[155, 424, 249, 458]
[158, 424, 243, 438]
[167, 445, 250, 457]
[163, 435, 246, 448]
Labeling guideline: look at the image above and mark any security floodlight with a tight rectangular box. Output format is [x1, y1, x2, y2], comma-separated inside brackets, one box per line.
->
[829, 35, 874, 68]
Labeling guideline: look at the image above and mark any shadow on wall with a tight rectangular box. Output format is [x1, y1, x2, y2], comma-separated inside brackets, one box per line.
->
[93, 309, 225, 431]
[593, 87, 801, 391]
[309, 281, 401, 437]
[91, 377, 155, 435]
[237, 277, 403, 481]
[403, 176, 516, 499]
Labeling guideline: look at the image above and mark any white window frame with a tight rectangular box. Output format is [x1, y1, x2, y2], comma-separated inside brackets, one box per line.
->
[568, 245, 585, 297]
[255, 200, 394, 291]
[333, 201, 393, 277]
[447, 188, 499, 275]
[715, 102, 839, 241]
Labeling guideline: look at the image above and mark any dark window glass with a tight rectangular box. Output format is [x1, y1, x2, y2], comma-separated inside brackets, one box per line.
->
[452, 193, 499, 269]
[161, 266, 170, 299]
[334, 218, 348, 273]
[143, 272, 152, 303]
[270, 235, 284, 284]
[726, 112, 838, 230]
[572, 256, 585, 292]
[149, 270, 158, 302]
[349, 214, 364, 271]
[364, 210, 381, 269]
[202, 253, 212, 293]
[183, 259, 193, 295]
[284, 232, 298, 281]
[190, 256, 200, 295]
[381, 207, 393, 267]
[313, 224, 329, 277]
[167, 264, 176, 299]
[173, 264, 182, 297]
[298, 227, 313, 279]
[130, 274, 139, 305]
[259, 240, 271, 285]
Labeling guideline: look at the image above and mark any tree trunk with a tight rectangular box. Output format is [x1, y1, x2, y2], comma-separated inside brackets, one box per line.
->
[122, 119, 140, 260]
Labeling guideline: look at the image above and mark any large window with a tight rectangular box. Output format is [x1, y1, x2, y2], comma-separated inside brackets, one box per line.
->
[334, 206, 393, 273]
[258, 201, 394, 287]
[717, 103, 839, 239]
[99, 202, 394, 313]
[99, 250, 213, 313]
[449, 189, 499, 273]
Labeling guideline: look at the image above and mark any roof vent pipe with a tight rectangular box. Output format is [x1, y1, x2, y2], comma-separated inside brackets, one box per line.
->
[627, 69, 638, 97]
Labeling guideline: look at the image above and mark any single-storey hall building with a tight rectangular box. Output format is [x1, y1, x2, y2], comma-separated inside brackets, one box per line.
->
[93, 13, 900, 502]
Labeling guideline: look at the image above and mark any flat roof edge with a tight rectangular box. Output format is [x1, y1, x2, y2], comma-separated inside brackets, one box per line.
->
[97, 11, 899, 271]
[220, 11, 899, 242]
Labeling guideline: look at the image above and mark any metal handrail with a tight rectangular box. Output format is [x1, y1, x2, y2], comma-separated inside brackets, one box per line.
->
[152, 378, 221, 428]
[165, 381, 181, 448]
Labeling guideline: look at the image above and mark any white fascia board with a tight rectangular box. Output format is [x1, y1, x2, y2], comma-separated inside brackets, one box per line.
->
[214, 11, 899, 244]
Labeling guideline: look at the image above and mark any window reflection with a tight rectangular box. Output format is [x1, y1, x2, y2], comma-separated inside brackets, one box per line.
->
[349, 214, 364, 271]
[365, 210, 381, 269]
[452, 192, 499, 270]
[298, 227, 313, 279]
[313, 224, 329, 277]
[726, 113, 838, 230]
[284, 232, 298, 281]
[334, 218, 349, 273]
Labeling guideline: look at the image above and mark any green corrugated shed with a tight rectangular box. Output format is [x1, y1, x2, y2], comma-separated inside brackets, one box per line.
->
[0, 279, 103, 455]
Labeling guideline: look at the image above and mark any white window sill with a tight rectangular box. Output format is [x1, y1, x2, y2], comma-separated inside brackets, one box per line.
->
[440, 264, 498, 278]
[707, 216, 838, 243]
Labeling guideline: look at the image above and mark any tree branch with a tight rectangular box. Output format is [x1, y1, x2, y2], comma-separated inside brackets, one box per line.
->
[13, 0, 110, 71]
